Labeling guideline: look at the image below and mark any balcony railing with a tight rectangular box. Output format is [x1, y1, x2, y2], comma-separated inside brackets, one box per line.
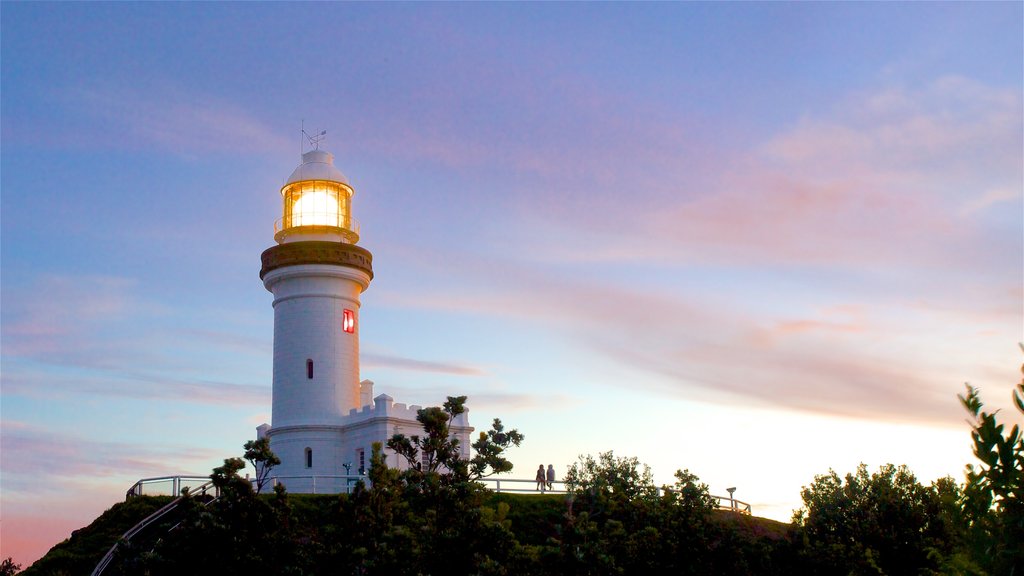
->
[274, 216, 360, 237]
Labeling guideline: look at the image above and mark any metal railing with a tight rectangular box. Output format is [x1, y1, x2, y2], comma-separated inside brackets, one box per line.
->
[710, 494, 752, 515]
[264, 474, 366, 494]
[480, 478, 568, 493]
[125, 475, 212, 499]
[273, 217, 360, 238]
[260, 475, 751, 514]
[122, 474, 751, 512]
[95, 479, 217, 576]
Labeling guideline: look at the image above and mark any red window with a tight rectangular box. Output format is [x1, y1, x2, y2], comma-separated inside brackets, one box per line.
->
[343, 309, 355, 333]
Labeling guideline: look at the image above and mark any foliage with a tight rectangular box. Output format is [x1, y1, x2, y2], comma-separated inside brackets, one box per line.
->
[552, 452, 789, 576]
[387, 395, 524, 483]
[210, 456, 253, 496]
[244, 436, 281, 493]
[387, 396, 467, 474]
[564, 451, 657, 503]
[471, 417, 525, 479]
[0, 558, 20, 576]
[958, 353, 1024, 575]
[19, 496, 173, 576]
[793, 463, 956, 575]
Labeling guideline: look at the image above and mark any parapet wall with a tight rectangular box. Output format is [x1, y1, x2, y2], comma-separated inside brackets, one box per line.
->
[345, 391, 471, 427]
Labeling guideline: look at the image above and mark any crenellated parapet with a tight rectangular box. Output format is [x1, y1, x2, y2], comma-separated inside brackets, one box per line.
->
[345, 392, 471, 428]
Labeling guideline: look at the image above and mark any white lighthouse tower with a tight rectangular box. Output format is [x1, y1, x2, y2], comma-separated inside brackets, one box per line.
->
[258, 144, 471, 492]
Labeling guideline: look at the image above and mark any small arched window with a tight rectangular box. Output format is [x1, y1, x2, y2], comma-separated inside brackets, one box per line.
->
[305, 447, 313, 468]
[306, 359, 313, 379]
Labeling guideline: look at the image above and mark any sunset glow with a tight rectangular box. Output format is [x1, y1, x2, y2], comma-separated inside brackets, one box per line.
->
[2, 2, 1021, 569]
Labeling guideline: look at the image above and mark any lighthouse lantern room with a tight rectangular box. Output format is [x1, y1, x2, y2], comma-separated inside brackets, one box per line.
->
[275, 149, 359, 244]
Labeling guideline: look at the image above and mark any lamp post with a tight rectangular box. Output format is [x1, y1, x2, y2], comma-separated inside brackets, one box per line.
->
[726, 487, 737, 511]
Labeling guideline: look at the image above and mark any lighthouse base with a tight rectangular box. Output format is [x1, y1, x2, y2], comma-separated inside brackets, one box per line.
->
[258, 391, 473, 493]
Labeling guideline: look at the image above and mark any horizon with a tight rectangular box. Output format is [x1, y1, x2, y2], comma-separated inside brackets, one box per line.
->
[2, 2, 1022, 567]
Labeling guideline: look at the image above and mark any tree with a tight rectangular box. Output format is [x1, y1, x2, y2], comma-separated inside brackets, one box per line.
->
[564, 451, 657, 504]
[557, 453, 727, 576]
[958, 350, 1024, 575]
[379, 398, 526, 576]
[387, 395, 524, 481]
[793, 463, 954, 575]
[210, 456, 252, 496]
[667, 468, 717, 517]
[0, 557, 20, 576]
[388, 395, 468, 475]
[243, 437, 281, 493]
[470, 418, 524, 479]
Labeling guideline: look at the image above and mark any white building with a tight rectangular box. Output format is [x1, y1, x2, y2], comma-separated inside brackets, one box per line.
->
[256, 147, 472, 492]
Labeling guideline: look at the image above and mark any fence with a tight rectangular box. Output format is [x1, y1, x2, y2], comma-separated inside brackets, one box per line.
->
[125, 474, 750, 514]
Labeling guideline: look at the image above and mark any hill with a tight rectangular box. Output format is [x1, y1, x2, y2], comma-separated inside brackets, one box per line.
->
[23, 492, 792, 575]
[21, 496, 172, 576]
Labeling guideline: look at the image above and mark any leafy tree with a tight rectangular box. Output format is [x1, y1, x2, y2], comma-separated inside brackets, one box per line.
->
[959, 353, 1024, 575]
[557, 453, 732, 576]
[243, 437, 281, 493]
[387, 395, 524, 481]
[793, 463, 954, 575]
[379, 397, 526, 576]
[210, 456, 252, 497]
[564, 451, 657, 504]
[668, 468, 717, 517]
[0, 557, 20, 576]
[388, 395, 468, 475]
[471, 417, 524, 479]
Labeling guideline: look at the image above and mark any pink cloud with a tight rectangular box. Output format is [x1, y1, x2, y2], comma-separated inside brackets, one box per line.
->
[498, 75, 1020, 277]
[2, 367, 269, 406]
[373, 248, 1016, 425]
[2, 274, 144, 357]
[57, 81, 293, 157]
[0, 424, 225, 566]
[2, 274, 271, 406]
[362, 352, 485, 376]
[1, 423, 221, 489]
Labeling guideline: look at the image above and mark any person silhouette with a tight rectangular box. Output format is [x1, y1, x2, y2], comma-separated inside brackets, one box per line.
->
[535, 464, 546, 492]
[546, 464, 555, 490]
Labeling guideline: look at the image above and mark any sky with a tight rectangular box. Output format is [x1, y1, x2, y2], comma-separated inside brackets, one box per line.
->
[2, 2, 1022, 567]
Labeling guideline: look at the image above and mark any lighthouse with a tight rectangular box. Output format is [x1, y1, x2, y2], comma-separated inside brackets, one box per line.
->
[258, 144, 471, 492]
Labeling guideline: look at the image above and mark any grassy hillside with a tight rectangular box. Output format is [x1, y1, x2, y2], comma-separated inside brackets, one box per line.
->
[22, 496, 172, 576]
[24, 492, 791, 575]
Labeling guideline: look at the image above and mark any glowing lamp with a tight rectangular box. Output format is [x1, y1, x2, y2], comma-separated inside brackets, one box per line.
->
[275, 149, 359, 243]
[343, 309, 355, 333]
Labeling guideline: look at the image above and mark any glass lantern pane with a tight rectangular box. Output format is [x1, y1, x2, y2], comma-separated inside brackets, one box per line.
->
[291, 183, 340, 227]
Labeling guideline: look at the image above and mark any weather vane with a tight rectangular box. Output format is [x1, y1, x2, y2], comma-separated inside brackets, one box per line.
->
[300, 119, 327, 152]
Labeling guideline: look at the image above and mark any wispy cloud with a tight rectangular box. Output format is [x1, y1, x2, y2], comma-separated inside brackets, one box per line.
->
[3, 365, 269, 406]
[376, 248, 1015, 425]
[35, 80, 292, 156]
[0, 423, 223, 566]
[959, 187, 1020, 217]
[0, 422, 221, 494]
[502, 75, 1020, 274]
[362, 352, 485, 376]
[2, 274, 270, 405]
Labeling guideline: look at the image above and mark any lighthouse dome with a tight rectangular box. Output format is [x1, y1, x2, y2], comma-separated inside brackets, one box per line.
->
[285, 149, 349, 186]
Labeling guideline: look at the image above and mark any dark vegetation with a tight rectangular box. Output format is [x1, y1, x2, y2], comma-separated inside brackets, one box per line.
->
[16, 496, 172, 576]
[18, 365, 1023, 575]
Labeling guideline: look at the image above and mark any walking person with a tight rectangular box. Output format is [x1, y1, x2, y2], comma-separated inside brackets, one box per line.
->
[535, 464, 546, 492]
[546, 464, 555, 490]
